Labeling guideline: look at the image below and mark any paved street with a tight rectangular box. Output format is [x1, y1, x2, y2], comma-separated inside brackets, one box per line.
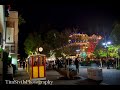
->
[78, 66, 120, 85]
[14, 68, 30, 80]
[13, 68, 101, 85]
[12, 66, 120, 85]
[46, 70, 101, 85]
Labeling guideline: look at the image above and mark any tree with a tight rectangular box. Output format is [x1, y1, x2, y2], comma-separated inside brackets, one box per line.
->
[42, 43, 51, 57]
[108, 45, 120, 58]
[94, 38, 120, 58]
[24, 32, 44, 56]
[55, 49, 63, 57]
[24, 33, 36, 55]
[59, 28, 71, 47]
[43, 29, 71, 58]
[108, 21, 120, 58]
[93, 38, 105, 58]
[33, 32, 43, 51]
[18, 15, 26, 26]
[57, 29, 73, 57]
[110, 22, 120, 45]
[44, 30, 61, 50]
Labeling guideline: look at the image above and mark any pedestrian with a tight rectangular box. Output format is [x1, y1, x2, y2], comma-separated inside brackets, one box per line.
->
[112, 58, 116, 69]
[26, 61, 27, 69]
[6, 63, 14, 81]
[11, 64, 16, 76]
[52, 62, 55, 69]
[56, 58, 60, 69]
[74, 56, 79, 74]
[107, 59, 110, 69]
[23, 61, 25, 69]
[20, 60, 22, 68]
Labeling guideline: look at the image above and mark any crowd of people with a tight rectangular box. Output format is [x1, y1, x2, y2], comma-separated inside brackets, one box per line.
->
[46, 56, 119, 72]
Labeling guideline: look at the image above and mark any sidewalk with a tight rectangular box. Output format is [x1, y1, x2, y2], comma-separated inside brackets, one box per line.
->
[13, 68, 103, 85]
[46, 70, 102, 85]
[14, 68, 30, 80]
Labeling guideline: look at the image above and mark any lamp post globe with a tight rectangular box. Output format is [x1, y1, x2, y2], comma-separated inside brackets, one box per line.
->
[39, 47, 43, 52]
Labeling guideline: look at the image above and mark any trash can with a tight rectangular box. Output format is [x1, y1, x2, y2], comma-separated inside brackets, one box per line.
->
[87, 67, 103, 81]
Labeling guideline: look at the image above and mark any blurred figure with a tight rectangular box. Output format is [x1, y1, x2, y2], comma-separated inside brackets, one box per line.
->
[7, 62, 14, 81]
[20, 60, 22, 68]
[23, 61, 25, 69]
[106, 59, 110, 69]
[112, 58, 116, 69]
[11, 64, 16, 76]
[56, 58, 60, 69]
[74, 56, 79, 74]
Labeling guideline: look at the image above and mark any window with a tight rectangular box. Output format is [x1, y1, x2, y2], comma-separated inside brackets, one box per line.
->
[11, 46, 15, 53]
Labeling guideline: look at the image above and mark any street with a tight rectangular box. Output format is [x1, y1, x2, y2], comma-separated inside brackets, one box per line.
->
[78, 66, 120, 85]
[11, 65, 120, 85]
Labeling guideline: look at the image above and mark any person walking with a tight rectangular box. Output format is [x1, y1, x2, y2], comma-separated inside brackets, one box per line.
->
[56, 58, 60, 69]
[74, 56, 80, 74]
[23, 61, 25, 69]
[6, 63, 14, 81]
[107, 59, 110, 69]
[20, 60, 22, 68]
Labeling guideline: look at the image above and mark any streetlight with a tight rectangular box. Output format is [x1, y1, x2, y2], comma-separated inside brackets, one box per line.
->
[102, 41, 111, 48]
[39, 47, 43, 54]
[102, 41, 111, 57]
[102, 41, 111, 68]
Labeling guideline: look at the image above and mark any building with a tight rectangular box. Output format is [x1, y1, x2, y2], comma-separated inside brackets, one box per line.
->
[0, 5, 19, 82]
[0, 5, 5, 83]
[5, 11, 18, 54]
[5, 10, 19, 68]
[68, 33, 102, 58]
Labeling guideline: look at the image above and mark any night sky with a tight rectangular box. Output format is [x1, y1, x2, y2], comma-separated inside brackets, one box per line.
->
[8, 2, 120, 58]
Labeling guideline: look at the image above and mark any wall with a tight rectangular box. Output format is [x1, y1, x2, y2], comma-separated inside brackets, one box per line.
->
[5, 11, 18, 54]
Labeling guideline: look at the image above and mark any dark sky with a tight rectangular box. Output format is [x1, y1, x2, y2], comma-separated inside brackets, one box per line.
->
[9, 3, 120, 58]
[11, 4, 114, 32]
[11, 3, 120, 34]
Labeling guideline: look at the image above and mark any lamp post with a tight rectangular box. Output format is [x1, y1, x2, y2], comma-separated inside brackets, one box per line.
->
[102, 41, 111, 68]
[102, 41, 111, 58]
[39, 47, 43, 54]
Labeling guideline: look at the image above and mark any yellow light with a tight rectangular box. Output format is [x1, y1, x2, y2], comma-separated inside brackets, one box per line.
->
[39, 66, 44, 77]
[33, 66, 38, 78]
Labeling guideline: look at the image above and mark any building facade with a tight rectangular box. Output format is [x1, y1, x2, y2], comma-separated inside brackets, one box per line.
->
[0, 5, 5, 83]
[0, 5, 19, 82]
[5, 11, 18, 54]
[69, 33, 102, 58]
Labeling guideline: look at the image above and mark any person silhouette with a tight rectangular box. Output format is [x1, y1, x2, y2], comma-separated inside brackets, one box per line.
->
[74, 56, 79, 74]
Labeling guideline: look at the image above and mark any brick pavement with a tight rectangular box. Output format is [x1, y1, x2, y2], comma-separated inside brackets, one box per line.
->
[13, 67, 112, 85]
[13, 68, 102, 85]
[46, 70, 102, 85]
